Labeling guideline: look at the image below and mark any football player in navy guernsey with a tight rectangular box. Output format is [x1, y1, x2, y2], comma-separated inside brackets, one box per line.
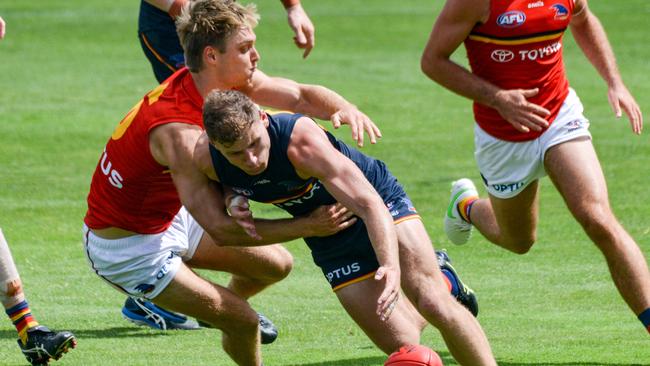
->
[195, 90, 498, 366]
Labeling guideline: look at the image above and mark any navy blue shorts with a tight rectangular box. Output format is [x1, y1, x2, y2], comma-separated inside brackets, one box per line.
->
[138, 1, 185, 83]
[305, 186, 419, 291]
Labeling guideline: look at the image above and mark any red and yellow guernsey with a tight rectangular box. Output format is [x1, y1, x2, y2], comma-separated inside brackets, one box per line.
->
[464, 0, 574, 141]
[85, 68, 204, 233]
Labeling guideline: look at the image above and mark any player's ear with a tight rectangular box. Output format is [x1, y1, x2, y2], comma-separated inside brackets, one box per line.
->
[260, 110, 269, 127]
[204, 46, 219, 65]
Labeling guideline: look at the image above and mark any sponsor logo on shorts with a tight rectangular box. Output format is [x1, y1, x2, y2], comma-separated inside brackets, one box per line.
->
[497, 11, 526, 28]
[550, 4, 569, 20]
[491, 49, 515, 63]
[135, 283, 155, 294]
[156, 252, 175, 280]
[492, 182, 525, 193]
[528, 1, 544, 9]
[326, 262, 361, 283]
[565, 119, 585, 132]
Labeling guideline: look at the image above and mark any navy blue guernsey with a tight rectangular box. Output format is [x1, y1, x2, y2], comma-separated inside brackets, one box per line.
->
[209, 113, 417, 288]
[209, 113, 404, 215]
[139, 1, 173, 33]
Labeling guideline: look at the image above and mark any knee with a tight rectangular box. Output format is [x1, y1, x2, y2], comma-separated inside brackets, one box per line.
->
[207, 303, 259, 335]
[414, 293, 458, 328]
[501, 235, 536, 254]
[265, 247, 294, 283]
[574, 205, 618, 239]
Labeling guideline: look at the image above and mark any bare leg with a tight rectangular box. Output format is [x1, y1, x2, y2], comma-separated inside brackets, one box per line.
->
[397, 220, 496, 366]
[470, 181, 540, 254]
[0, 229, 25, 309]
[186, 234, 293, 299]
[545, 138, 650, 314]
[153, 264, 261, 366]
[336, 280, 423, 354]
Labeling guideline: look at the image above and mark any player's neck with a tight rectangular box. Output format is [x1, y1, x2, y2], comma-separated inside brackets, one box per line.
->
[191, 70, 229, 99]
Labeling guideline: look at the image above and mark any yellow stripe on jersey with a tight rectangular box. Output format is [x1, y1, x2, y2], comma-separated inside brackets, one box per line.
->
[264, 109, 294, 116]
[263, 181, 315, 204]
[468, 31, 564, 45]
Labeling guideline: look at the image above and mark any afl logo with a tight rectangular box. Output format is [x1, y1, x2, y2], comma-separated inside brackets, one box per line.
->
[497, 11, 526, 28]
[550, 4, 569, 20]
[491, 49, 515, 63]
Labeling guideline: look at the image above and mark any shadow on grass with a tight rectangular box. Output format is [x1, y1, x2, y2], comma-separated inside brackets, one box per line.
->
[288, 351, 650, 366]
[0, 327, 178, 340]
[288, 356, 386, 366]
[497, 363, 650, 366]
[70, 326, 183, 339]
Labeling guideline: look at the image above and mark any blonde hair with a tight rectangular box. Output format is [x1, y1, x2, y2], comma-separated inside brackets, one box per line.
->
[176, 0, 259, 72]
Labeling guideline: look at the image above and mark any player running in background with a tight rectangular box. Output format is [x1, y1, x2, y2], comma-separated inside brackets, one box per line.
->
[83, 1, 380, 364]
[420, 0, 650, 334]
[1, 229, 76, 365]
[123, 0, 315, 331]
[197, 90, 496, 365]
[139, 0, 315, 83]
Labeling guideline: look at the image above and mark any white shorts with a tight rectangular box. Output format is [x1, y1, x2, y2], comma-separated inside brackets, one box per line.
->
[475, 88, 591, 199]
[82, 207, 204, 300]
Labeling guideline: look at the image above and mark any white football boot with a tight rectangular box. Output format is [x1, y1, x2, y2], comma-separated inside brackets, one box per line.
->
[444, 178, 478, 245]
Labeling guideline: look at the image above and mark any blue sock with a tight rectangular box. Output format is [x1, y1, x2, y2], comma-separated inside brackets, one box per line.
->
[637, 308, 650, 334]
[441, 269, 459, 297]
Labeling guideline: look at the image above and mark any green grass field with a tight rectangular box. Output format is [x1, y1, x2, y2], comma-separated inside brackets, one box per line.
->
[1, 0, 649, 365]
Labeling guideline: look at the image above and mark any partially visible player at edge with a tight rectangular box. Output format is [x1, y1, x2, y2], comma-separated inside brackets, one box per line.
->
[1, 229, 77, 365]
[83, 1, 380, 364]
[0, 17, 77, 366]
[140, 0, 315, 83]
[421, 0, 650, 334]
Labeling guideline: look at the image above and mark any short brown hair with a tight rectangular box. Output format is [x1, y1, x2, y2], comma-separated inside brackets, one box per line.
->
[176, 0, 259, 72]
[203, 90, 259, 147]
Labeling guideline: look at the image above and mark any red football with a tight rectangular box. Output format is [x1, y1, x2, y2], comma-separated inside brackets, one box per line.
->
[384, 344, 444, 366]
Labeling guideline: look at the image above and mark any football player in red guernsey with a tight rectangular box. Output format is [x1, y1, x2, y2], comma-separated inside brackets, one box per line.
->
[83, 1, 380, 365]
[421, 0, 650, 337]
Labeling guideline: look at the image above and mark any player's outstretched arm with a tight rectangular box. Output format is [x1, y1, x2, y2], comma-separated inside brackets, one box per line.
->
[243, 71, 381, 147]
[569, 0, 643, 134]
[421, 0, 550, 132]
[287, 117, 401, 321]
[281, 0, 315, 58]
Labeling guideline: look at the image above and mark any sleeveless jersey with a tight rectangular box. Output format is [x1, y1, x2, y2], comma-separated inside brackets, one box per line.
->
[84, 68, 204, 233]
[209, 113, 408, 255]
[464, 0, 574, 141]
[138, 0, 174, 33]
